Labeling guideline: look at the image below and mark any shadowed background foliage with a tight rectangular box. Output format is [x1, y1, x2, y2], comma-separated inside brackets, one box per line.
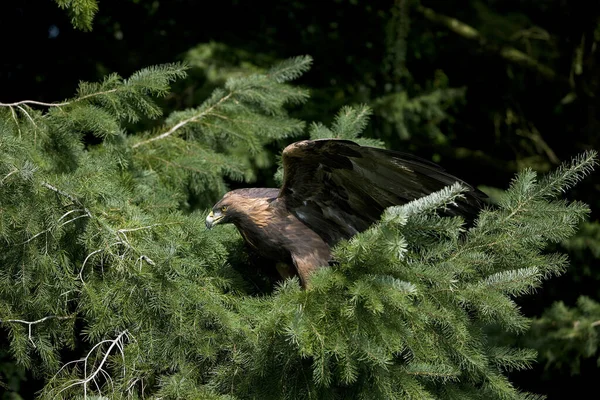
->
[1, 0, 599, 398]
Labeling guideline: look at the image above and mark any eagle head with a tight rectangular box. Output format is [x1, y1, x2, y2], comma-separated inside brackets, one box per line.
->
[205, 194, 237, 229]
[205, 188, 276, 229]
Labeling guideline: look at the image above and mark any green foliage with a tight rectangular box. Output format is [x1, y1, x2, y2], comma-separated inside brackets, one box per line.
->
[0, 31, 597, 398]
[0, 348, 26, 399]
[527, 296, 600, 374]
[372, 81, 466, 143]
[0, 56, 310, 398]
[207, 146, 595, 399]
[184, 42, 275, 84]
[562, 222, 600, 259]
[54, 0, 99, 31]
[307, 104, 382, 148]
[374, 1, 467, 146]
[5, 0, 600, 397]
[131, 56, 309, 201]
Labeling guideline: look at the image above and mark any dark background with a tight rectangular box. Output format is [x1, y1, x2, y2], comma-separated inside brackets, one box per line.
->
[1, 1, 599, 398]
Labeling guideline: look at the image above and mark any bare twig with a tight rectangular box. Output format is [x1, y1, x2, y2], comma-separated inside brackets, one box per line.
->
[9, 106, 22, 137]
[16, 105, 38, 127]
[59, 214, 91, 228]
[79, 248, 106, 282]
[79, 239, 138, 282]
[1, 89, 118, 144]
[0, 89, 119, 109]
[19, 229, 51, 245]
[16, 105, 39, 143]
[116, 222, 181, 243]
[1, 100, 70, 108]
[1, 315, 74, 347]
[57, 209, 86, 223]
[79, 222, 177, 281]
[132, 91, 234, 148]
[0, 167, 19, 185]
[19, 208, 90, 246]
[54, 330, 131, 399]
[19, 185, 92, 246]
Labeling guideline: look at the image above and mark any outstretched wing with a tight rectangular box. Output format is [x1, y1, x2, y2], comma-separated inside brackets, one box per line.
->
[278, 139, 486, 245]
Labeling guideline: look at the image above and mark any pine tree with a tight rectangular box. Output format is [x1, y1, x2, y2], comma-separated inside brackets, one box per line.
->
[1, 3, 599, 399]
[0, 54, 311, 398]
[0, 56, 597, 397]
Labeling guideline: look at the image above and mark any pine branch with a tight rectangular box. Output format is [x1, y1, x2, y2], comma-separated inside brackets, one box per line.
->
[267, 55, 313, 83]
[0, 89, 119, 109]
[331, 105, 373, 139]
[405, 363, 460, 382]
[488, 347, 537, 372]
[384, 182, 468, 221]
[132, 91, 235, 148]
[1, 64, 186, 132]
[528, 296, 600, 373]
[54, 0, 99, 31]
[535, 150, 598, 198]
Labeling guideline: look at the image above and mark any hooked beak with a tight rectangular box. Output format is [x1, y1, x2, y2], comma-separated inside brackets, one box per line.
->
[205, 211, 224, 229]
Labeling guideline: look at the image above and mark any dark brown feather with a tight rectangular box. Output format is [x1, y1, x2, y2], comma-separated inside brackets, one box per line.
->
[279, 139, 486, 245]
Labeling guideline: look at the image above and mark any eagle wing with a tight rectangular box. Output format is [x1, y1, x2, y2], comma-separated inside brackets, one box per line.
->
[278, 139, 485, 245]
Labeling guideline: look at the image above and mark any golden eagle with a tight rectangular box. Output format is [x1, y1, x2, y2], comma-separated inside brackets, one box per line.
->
[206, 139, 485, 287]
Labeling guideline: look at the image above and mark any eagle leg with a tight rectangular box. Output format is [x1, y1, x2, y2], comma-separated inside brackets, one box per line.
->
[291, 251, 330, 289]
[275, 262, 297, 281]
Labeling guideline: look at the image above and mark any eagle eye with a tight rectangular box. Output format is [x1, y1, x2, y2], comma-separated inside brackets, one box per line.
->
[221, 205, 228, 212]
